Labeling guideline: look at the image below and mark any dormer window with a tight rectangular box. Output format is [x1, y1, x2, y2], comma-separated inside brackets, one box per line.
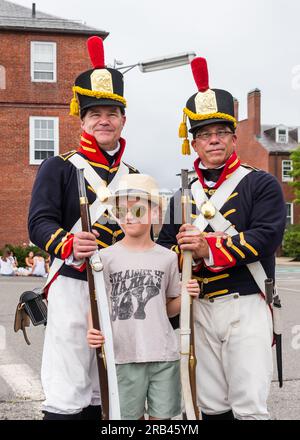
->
[276, 127, 288, 144]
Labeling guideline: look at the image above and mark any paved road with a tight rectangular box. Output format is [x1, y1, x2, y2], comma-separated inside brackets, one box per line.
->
[0, 267, 299, 420]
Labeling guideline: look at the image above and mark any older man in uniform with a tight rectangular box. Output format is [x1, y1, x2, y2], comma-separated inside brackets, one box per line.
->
[158, 57, 286, 420]
[28, 37, 137, 420]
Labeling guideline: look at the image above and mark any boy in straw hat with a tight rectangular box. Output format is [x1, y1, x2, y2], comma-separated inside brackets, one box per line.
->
[87, 174, 199, 420]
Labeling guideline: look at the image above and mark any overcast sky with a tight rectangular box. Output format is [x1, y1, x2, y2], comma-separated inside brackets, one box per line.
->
[13, 0, 300, 188]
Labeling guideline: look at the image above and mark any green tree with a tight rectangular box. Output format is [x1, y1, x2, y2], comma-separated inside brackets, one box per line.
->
[283, 225, 300, 261]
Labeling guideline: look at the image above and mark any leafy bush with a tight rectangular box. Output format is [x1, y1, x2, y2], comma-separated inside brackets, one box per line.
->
[0, 244, 48, 267]
[282, 225, 300, 261]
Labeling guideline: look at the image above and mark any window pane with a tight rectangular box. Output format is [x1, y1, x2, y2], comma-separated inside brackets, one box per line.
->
[35, 150, 54, 160]
[34, 71, 54, 80]
[35, 140, 54, 151]
[34, 62, 53, 71]
[47, 120, 54, 130]
[34, 44, 53, 62]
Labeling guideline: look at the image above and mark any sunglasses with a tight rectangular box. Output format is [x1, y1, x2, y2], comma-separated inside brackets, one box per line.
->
[112, 204, 148, 220]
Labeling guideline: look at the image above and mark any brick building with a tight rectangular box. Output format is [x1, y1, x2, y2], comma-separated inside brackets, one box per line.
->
[0, 0, 108, 248]
[235, 89, 300, 227]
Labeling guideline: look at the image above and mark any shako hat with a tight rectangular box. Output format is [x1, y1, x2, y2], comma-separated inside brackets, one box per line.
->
[70, 36, 127, 117]
[179, 57, 236, 155]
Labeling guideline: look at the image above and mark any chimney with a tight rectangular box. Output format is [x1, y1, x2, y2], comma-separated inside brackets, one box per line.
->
[233, 98, 239, 123]
[247, 88, 261, 137]
[32, 3, 36, 18]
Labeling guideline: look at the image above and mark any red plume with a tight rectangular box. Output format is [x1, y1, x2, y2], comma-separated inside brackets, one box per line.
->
[191, 57, 209, 92]
[87, 36, 105, 68]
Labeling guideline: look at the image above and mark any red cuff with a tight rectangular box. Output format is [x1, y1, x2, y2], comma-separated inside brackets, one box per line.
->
[61, 235, 74, 260]
[72, 262, 87, 272]
[192, 260, 203, 273]
[205, 236, 236, 270]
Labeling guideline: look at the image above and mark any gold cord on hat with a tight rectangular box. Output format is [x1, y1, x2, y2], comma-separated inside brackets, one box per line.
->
[183, 107, 237, 128]
[178, 112, 191, 156]
[70, 86, 127, 117]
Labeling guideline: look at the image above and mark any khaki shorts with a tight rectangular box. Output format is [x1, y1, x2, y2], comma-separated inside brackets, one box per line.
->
[116, 361, 181, 420]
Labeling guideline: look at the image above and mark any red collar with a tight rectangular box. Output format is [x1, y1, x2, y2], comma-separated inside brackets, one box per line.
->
[78, 131, 126, 167]
[194, 151, 241, 189]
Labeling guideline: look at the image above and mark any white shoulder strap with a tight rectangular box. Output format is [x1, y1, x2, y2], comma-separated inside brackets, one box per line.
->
[45, 155, 129, 288]
[191, 167, 268, 295]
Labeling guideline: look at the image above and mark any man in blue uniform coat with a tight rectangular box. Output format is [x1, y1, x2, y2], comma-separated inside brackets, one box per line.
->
[158, 57, 286, 420]
[28, 37, 137, 420]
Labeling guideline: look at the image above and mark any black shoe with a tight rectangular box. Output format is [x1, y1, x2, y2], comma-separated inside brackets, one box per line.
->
[201, 410, 236, 420]
[43, 411, 82, 420]
[81, 405, 102, 421]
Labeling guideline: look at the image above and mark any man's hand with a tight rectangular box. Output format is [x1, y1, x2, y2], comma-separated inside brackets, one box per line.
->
[176, 224, 229, 260]
[73, 230, 99, 261]
[177, 224, 209, 259]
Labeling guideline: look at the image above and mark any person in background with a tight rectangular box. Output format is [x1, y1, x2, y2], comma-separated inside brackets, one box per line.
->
[31, 252, 47, 277]
[0, 249, 15, 276]
[25, 251, 35, 272]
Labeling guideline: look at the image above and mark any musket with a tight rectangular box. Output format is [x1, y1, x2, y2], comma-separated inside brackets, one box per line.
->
[265, 278, 283, 388]
[77, 168, 109, 420]
[180, 169, 200, 420]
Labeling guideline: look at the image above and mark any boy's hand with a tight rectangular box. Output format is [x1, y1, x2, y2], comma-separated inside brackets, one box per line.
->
[186, 279, 200, 298]
[87, 328, 105, 349]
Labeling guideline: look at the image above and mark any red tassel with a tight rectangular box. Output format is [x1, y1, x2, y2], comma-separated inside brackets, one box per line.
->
[191, 57, 209, 92]
[87, 36, 105, 68]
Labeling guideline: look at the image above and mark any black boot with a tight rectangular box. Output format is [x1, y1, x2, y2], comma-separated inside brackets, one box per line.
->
[201, 410, 236, 420]
[81, 405, 102, 421]
[43, 411, 82, 420]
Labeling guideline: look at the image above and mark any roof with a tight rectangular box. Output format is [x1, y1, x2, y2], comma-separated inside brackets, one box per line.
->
[258, 124, 300, 154]
[0, 0, 108, 37]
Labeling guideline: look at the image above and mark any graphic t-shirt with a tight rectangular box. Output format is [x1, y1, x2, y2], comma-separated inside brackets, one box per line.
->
[99, 242, 181, 364]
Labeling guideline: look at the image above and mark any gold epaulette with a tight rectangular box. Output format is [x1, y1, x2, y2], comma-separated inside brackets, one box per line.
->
[122, 161, 139, 174]
[241, 163, 260, 172]
[59, 150, 77, 161]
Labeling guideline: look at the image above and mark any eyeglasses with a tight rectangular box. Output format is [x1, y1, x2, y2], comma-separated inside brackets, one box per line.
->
[195, 130, 233, 141]
[112, 204, 148, 220]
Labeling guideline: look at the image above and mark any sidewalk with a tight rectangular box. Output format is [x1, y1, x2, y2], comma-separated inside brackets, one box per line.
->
[276, 257, 300, 266]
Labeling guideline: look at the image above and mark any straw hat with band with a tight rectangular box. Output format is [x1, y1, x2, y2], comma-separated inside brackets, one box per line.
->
[99, 174, 161, 209]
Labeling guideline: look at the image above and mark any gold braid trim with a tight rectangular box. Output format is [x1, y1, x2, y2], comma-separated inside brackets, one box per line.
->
[183, 107, 237, 128]
[73, 86, 127, 106]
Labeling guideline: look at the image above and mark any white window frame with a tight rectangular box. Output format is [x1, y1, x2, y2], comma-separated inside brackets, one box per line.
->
[282, 159, 293, 182]
[286, 203, 294, 226]
[31, 41, 57, 83]
[0, 65, 6, 89]
[276, 126, 288, 144]
[29, 116, 59, 165]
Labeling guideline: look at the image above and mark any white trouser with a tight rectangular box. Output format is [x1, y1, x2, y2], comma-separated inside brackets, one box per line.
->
[194, 293, 273, 420]
[41, 275, 101, 415]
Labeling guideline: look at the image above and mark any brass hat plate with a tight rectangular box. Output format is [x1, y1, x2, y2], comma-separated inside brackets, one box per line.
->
[91, 69, 113, 93]
[195, 89, 218, 115]
[201, 201, 216, 219]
